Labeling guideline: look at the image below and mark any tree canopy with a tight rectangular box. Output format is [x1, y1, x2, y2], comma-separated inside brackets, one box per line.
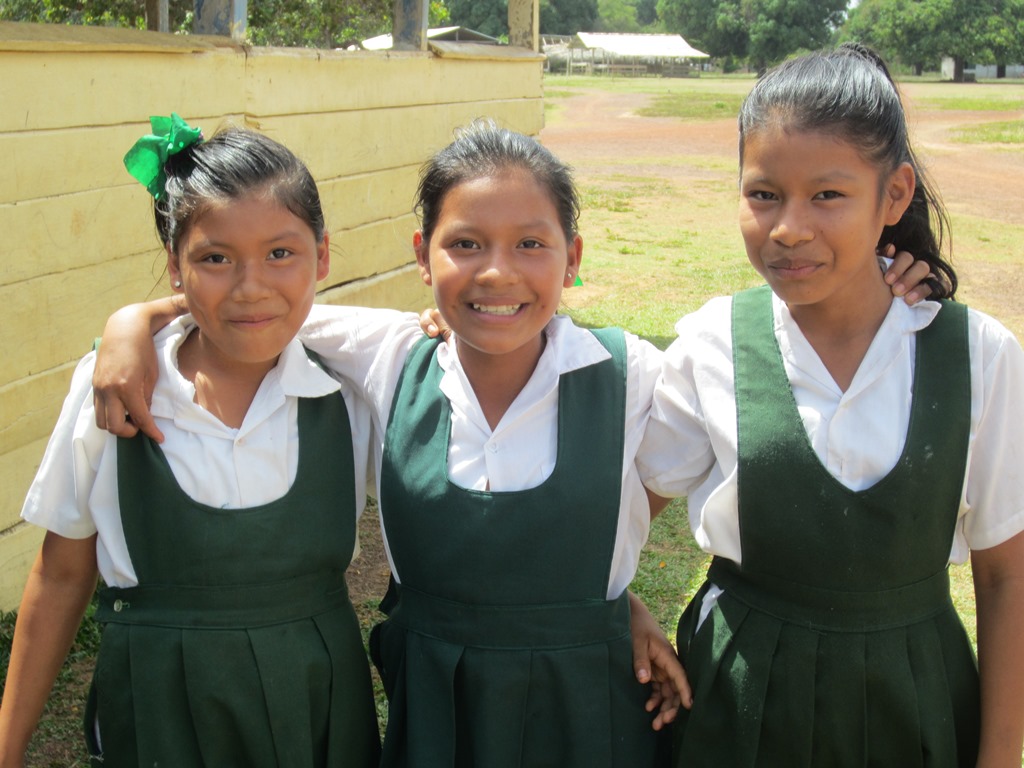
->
[445, 0, 598, 37]
[842, 0, 1024, 79]
[657, 0, 845, 72]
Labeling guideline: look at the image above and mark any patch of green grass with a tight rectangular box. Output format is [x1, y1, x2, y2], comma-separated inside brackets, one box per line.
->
[917, 95, 1024, 111]
[637, 91, 745, 120]
[951, 119, 1024, 144]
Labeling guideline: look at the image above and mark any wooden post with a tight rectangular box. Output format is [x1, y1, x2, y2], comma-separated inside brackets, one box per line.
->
[392, 0, 429, 51]
[508, 0, 539, 51]
[194, 0, 247, 39]
[145, 0, 169, 32]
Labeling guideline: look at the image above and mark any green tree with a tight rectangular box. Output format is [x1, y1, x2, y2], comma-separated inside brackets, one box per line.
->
[248, 0, 390, 48]
[541, 0, 598, 34]
[445, 0, 507, 37]
[635, 0, 658, 26]
[657, 0, 844, 71]
[595, 0, 641, 31]
[0, 0, 191, 30]
[841, 0, 1024, 81]
[656, 0, 748, 61]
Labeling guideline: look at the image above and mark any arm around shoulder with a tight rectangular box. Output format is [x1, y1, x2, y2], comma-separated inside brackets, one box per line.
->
[92, 296, 186, 442]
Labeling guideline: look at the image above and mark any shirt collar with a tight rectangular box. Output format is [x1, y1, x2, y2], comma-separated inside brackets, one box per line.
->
[434, 314, 612, 425]
[436, 313, 611, 379]
[150, 316, 341, 422]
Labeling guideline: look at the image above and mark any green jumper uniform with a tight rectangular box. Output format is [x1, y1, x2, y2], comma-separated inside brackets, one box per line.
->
[85, 391, 381, 768]
[673, 286, 981, 767]
[372, 330, 665, 767]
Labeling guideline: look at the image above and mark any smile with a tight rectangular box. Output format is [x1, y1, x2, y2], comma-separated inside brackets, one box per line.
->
[472, 304, 522, 316]
[768, 262, 819, 279]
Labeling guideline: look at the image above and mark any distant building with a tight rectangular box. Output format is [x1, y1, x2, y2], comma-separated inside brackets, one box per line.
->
[547, 32, 709, 77]
[942, 57, 1024, 80]
[361, 26, 499, 50]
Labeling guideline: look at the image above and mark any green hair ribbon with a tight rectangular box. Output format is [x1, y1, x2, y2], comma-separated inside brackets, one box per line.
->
[123, 113, 203, 200]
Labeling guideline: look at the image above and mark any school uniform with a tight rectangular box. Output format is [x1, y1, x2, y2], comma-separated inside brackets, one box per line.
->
[301, 312, 667, 767]
[637, 287, 1024, 767]
[22, 317, 380, 768]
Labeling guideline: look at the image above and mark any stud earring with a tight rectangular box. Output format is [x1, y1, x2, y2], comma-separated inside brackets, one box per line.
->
[173, 280, 182, 288]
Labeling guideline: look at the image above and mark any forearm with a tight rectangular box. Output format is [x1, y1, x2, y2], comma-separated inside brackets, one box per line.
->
[975, 578, 1024, 766]
[973, 532, 1024, 767]
[102, 295, 188, 341]
[0, 538, 98, 762]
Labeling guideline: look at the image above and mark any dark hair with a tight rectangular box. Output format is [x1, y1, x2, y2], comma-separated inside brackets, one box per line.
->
[156, 127, 325, 254]
[738, 43, 957, 298]
[415, 119, 580, 243]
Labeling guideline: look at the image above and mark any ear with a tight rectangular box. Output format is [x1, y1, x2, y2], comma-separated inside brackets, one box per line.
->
[413, 230, 431, 286]
[883, 162, 916, 226]
[315, 232, 331, 282]
[166, 244, 184, 293]
[563, 234, 583, 288]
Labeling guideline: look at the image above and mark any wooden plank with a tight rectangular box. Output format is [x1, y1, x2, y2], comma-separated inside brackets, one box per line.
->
[0, 365, 75, 456]
[0, 50, 246, 133]
[244, 53, 543, 114]
[0, 20, 222, 52]
[0, 189, 164, 287]
[319, 264, 431, 312]
[262, 99, 544, 182]
[0, 523, 45, 612]
[1, 258, 168, 387]
[323, 213, 419, 287]
[0, 439, 49, 532]
[318, 165, 421, 232]
[0, 164, 423, 287]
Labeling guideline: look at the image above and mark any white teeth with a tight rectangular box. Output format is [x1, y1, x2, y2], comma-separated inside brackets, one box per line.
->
[472, 304, 521, 316]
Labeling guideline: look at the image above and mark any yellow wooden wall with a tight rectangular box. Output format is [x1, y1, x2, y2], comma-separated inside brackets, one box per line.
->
[0, 22, 544, 609]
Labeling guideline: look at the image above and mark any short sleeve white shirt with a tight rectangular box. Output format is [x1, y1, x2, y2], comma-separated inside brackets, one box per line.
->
[300, 310, 664, 598]
[22, 316, 374, 588]
[637, 295, 1024, 565]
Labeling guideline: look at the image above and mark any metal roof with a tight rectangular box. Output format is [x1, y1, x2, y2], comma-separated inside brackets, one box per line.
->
[573, 32, 708, 58]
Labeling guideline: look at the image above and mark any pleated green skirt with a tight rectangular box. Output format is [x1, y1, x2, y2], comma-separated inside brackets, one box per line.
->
[673, 564, 980, 767]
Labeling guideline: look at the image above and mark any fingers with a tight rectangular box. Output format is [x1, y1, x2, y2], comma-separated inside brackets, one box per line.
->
[648, 637, 692, 710]
[419, 308, 440, 338]
[882, 249, 934, 305]
[92, 384, 164, 443]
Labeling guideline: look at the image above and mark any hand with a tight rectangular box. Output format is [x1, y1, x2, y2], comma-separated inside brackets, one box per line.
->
[92, 304, 164, 442]
[418, 307, 450, 340]
[880, 244, 936, 305]
[629, 591, 692, 731]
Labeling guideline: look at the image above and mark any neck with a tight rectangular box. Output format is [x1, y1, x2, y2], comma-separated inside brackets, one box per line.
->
[177, 330, 277, 428]
[787, 278, 893, 393]
[455, 334, 546, 431]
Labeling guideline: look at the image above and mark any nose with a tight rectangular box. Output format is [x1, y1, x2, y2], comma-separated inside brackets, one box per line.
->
[475, 246, 520, 286]
[232, 261, 272, 301]
[771, 202, 814, 247]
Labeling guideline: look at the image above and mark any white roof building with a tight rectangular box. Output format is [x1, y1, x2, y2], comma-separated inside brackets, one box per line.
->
[572, 32, 708, 59]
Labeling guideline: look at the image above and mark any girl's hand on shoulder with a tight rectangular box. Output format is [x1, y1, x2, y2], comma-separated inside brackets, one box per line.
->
[418, 307, 450, 340]
[880, 245, 936, 305]
[93, 303, 165, 442]
[629, 591, 692, 731]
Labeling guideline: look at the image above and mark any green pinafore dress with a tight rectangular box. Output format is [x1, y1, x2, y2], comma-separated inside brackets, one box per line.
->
[84, 391, 381, 767]
[673, 286, 981, 766]
[371, 330, 664, 767]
